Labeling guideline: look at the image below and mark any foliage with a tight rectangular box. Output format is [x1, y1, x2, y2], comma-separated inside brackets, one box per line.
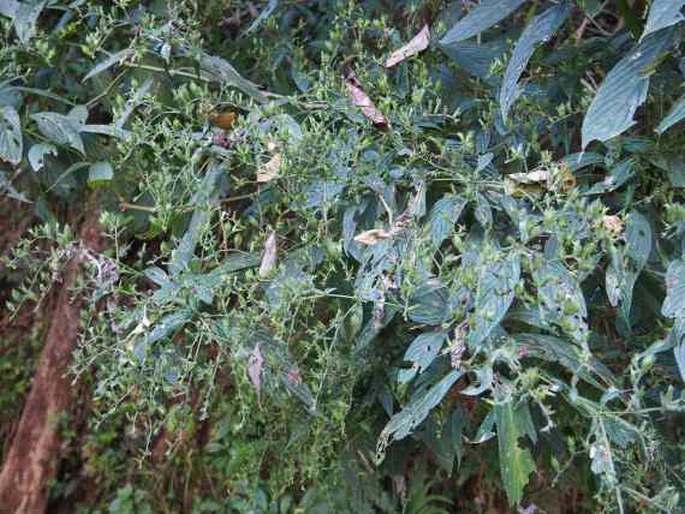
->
[2, 0, 685, 512]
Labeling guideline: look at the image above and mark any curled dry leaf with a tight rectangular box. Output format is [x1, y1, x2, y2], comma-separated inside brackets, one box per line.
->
[247, 343, 264, 395]
[354, 228, 394, 245]
[259, 231, 278, 277]
[385, 25, 430, 68]
[257, 153, 282, 183]
[344, 73, 388, 128]
[600, 215, 624, 237]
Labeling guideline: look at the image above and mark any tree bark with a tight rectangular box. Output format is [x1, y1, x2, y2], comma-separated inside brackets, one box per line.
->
[0, 199, 103, 514]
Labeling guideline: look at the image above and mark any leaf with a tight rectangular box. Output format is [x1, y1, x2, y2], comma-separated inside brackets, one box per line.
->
[495, 399, 536, 506]
[354, 228, 394, 245]
[80, 124, 131, 139]
[674, 343, 685, 381]
[197, 51, 267, 101]
[247, 343, 264, 395]
[581, 29, 675, 148]
[662, 260, 685, 319]
[243, 0, 278, 36]
[259, 231, 278, 277]
[385, 24, 430, 68]
[28, 142, 56, 171]
[87, 48, 135, 82]
[440, 0, 528, 45]
[344, 73, 388, 128]
[398, 331, 447, 383]
[0, 105, 22, 165]
[31, 111, 84, 153]
[257, 153, 282, 183]
[500, 3, 572, 120]
[468, 253, 520, 348]
[656, 93, 685, 134]
[605, 211, 651, 319]
[13, 0, 46, 44]
[408, 278, 451, 325]
[641, 0, 685, 40]
[534, 260, 588, 345]
[377, 369, 462, 460]
[134, 309, 193, 359]
[88, 161, 113, 184]
[427, 194, 466, 247]
[0, 0, 18, 18]
[440, 39, 506, 79]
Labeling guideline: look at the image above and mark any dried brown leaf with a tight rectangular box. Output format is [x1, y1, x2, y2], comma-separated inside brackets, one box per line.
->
[259, 231, 278, 277]
[353, 228, 394, 245]
[344, 73, 388, 128]
[247, 343, 264, 394]
[257, 153, 282, 183]
[385, 25, 430, 68]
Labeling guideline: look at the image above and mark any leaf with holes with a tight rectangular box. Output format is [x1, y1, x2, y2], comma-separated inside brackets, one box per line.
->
[398, 331, 447, 383]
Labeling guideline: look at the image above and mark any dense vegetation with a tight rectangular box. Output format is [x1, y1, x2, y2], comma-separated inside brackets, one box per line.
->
[1, 0, 685, 512]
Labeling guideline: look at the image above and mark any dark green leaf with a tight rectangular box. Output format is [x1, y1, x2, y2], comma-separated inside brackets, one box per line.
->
[440, 0, 528, 45]
[427, 194, 466, 247]
[641, 0, 685, 40]
[656, 93, 685, 134]
[399, 331, 447, 383]
[0, 105, 22, 164]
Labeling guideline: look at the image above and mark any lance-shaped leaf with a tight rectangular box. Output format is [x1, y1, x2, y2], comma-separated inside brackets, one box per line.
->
[582, 29, 675, 148]
[398, 331, 447, 383]
[427, 194, 466, 247]
[656, 93, 685, 134]
[0, 105, 22, 165]
[605, 211, 651, 319]
[385, 25, 430, 68]
[83, 48, 134, 82]
[377, 369, 462, 460]
[641, 0, 685, 40]
[259, 231, 278, 277]
[495, 399, 536, 505]
[500, 3, 572, 120]
[440, 0, 528, 45]
[468, 253, 520, 348]
[344, 73, 388, 127]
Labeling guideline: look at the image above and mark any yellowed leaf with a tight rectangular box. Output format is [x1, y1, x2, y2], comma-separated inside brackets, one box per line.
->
[385, 25, 430, 68]
[257, 153, 282, 183]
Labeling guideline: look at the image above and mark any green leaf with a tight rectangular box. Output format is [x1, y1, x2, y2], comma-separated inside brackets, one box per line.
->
[197, 51, 267, 101]
[656, 93, 685, 134]
[440, 39, 506, 79]
[88, 161, 114, 184]
[500, 3, 572, 120]
[398, 331, 447, 383]
[80, 124, 131, 140]
[662, 260, 685, 319]
[494, 399, 536, 506]
[468, 252, 520, 348]
[13, 0, 46, 44]
[674, 342, 685, 381]
[28, 142, 57, 171]
[581, 29, 675, 148]
[0, 105, 22, 164]
[83, 48, 134, 82]
[534, 260, 588, 346]
[31, 111, 85, 154]
[641, 0, 685, 40]
[408, 278, 451, 325]
[605, 211, 651, 318]
[440, 0, 528, 45]
[427, 194, 466, 247]
[377, 369, 462, 461]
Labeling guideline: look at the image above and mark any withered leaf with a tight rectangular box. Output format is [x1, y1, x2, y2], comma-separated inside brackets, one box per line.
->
[354, 228, 394, 245]
[344, 73, 388, 128]
[257, 153, 282, 183]
[385, 25, 430, 68]
[259, 231, 278, 277]
[247, 343, 264, 394]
